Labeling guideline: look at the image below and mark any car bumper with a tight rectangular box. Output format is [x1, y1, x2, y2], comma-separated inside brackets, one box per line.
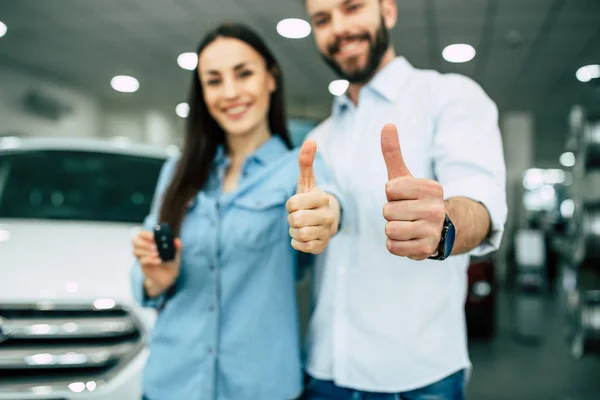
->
[0, 348, 147, 400]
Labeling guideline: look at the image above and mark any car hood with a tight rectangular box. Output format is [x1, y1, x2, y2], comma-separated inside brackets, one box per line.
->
[0, 219, 143, 305]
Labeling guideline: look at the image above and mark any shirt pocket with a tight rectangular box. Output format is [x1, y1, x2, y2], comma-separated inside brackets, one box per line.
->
[232, 189, 289, 249]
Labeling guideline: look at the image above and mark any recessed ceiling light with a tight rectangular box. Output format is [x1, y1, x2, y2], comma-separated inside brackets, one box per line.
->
[277, 18, 311, 39]
[576, 64, 600, 83]
[442, 43, 476, 63]
[110, 75, 139, 93]
[559, 152, 575, 167]
[177, 52, 198, 71]
[0, 21, 6, 38]
[176, 102, 190, 118]
[328, 80, 349, 96]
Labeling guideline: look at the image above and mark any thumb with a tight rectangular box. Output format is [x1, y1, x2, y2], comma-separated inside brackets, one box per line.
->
[174, 238, 183, 252]
[297, 140, 317, 193]
[381, 123, 411, 179]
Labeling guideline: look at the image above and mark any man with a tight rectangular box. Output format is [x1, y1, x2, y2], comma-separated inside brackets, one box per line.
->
[301, 0, 508, 399]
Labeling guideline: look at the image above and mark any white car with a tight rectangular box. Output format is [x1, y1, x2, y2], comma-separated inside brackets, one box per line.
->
[0, 137, 172, 400]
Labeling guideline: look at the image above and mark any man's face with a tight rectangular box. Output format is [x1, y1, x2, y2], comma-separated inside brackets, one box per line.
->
[305, 0, 396, 83]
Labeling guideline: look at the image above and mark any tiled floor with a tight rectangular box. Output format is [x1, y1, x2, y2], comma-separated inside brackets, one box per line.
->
[466, 289, 600, 400]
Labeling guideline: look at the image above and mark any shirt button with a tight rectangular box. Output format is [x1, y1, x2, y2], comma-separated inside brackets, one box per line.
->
[207, 347, 213, 354]
[210, 265, 215, 272]
[209, 305, 215, 311]
[339, 267, 346, 275]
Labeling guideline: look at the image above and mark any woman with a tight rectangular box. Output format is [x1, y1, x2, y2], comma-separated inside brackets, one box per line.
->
[130, 23, 342, 400]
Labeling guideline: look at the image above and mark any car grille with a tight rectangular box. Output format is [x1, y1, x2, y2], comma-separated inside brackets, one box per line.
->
[0, 303, 144, 395]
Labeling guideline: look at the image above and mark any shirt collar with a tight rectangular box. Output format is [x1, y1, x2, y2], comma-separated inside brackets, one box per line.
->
[213, 134, 288, 169]
[332, 56, 414, 116]
[246, 135, 289, 166]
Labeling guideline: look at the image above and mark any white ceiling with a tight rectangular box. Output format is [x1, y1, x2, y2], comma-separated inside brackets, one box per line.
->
[0, 0, 599, 163]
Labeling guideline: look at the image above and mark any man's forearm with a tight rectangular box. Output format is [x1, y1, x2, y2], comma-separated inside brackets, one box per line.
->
[445, 197, 491, 255]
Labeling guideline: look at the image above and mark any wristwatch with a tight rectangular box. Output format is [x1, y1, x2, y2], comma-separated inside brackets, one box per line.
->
[428, 214, 455, 260]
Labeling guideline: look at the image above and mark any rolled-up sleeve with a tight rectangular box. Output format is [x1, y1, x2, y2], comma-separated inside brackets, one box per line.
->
[130, 157, 177, 309]
[431, 75, 507, 256]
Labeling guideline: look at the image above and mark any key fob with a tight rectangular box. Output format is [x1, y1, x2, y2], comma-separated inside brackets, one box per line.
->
[153, 223, 176, 262]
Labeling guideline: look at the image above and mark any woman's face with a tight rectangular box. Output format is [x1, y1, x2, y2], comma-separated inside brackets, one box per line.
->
[198, 37, 276, 139]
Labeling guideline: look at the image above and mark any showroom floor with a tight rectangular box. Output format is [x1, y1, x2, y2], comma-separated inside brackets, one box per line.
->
[466, 289, 600, 400]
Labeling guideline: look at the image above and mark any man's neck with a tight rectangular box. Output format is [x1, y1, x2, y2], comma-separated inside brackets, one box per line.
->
[347, 48, 396, 105]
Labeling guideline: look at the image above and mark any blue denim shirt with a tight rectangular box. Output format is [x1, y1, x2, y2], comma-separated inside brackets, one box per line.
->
[131, 136, 341, 400]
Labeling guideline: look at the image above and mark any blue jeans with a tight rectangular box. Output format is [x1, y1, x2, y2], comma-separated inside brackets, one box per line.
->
[302, 370, 466, 400]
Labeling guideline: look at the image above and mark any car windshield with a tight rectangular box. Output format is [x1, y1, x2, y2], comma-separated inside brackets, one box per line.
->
[0, 149, 164, 224]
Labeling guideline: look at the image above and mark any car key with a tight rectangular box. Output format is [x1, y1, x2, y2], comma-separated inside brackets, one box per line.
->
[153, 223, 176, 262]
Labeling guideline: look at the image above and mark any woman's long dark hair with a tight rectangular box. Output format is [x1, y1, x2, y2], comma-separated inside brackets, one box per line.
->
[159, 23, 292, 235]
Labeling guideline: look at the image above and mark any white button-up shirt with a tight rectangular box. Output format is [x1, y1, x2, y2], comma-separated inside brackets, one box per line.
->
[305, 57, 507, 392]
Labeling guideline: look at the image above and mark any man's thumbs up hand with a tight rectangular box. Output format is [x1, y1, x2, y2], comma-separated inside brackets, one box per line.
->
[382, 123, 412, 179]
[287, 141, 339, 254]
[381, 124, 447, 260]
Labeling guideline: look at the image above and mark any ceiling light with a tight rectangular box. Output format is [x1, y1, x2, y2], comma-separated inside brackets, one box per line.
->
[576, 64, 600, 83]
[328, 80, 349, 96]
[277, 18, 311, 39]
[442, 43, 476, 63]
[176, 102, 190, 118]
[110, 75, 139, 93]
[177, 52, 198, 71]
[0, 21, 6, 38]
[559, 152, 575, 167]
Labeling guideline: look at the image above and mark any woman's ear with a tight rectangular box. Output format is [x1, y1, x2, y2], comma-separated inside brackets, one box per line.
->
[268, 66, 279, 93]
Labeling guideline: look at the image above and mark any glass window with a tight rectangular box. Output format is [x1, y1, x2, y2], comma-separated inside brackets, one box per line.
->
[0, 150, 165, 224]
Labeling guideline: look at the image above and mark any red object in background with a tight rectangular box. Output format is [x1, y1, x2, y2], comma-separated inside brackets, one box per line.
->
[465, 253, 496, 338]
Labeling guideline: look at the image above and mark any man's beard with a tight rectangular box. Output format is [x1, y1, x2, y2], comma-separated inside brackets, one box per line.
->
[320, 17, 390, 84]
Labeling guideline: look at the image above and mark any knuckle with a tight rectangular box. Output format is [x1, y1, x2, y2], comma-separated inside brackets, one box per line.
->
[425, 206, 443, 221]
[291, 239, 300, 251]
[386, 239, 396, 253]
[435, 203, 446, 219]
[383, 203, 392, 220]
[326, 214, 335, 226]
[298, 227, 310, 242]
[423, 243, 435, 257]
[417, 244, 429, 257]
[385, 181, 394, 197]
[291, 211, 303, 227]
[288, 197, 299, 211]
[385, 222, 394, 237]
